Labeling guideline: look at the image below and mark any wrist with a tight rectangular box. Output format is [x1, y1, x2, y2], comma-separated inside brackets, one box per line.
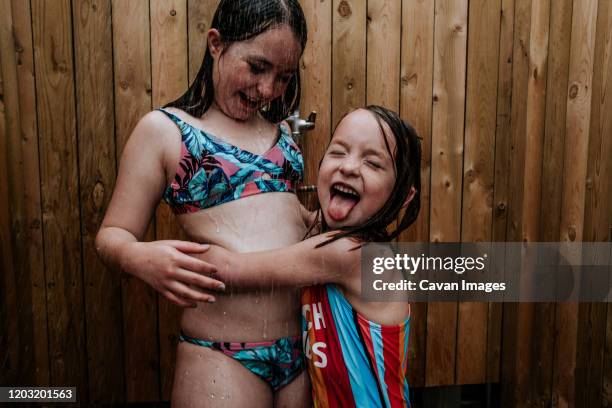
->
[118, 241, 141, 279]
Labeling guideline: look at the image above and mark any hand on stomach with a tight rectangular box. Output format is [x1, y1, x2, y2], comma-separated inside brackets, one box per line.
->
[177, 193, 307, 341]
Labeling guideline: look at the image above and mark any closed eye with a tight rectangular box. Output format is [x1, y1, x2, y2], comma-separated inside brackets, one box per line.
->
[249, 62, 266, 75]
[366, 160, 382, 169]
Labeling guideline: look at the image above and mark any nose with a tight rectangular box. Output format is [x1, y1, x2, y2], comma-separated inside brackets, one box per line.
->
[257, 75, 277, 100]
[339, 156, 360, 176]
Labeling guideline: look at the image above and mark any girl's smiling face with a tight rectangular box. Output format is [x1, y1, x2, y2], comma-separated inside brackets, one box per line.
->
[209, 25, 302, 121]
[318, 109, 397, 229]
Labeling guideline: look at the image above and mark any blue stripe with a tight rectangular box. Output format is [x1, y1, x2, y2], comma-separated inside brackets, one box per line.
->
[369, 323, 392, 407]
[326, 285, 382, 407]
[403, 322, 410, 405]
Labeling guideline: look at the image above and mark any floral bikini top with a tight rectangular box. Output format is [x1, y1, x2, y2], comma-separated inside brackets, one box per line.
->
[158, 109, 304, 214]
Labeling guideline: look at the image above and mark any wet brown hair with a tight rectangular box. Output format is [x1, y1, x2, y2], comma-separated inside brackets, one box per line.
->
[165, 0, 307, 123]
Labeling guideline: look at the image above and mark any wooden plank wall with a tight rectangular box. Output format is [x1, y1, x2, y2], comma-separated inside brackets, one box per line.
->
[0, 0, 611, 405]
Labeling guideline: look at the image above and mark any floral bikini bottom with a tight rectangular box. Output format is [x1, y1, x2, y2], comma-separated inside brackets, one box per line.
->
[179, 331, 305, 391]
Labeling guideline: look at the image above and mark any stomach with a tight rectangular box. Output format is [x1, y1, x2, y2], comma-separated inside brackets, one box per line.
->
[176, 192, 307, 341]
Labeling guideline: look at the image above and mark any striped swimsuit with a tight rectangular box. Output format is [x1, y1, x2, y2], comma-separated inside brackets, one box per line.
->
[302, 284, 410, 407]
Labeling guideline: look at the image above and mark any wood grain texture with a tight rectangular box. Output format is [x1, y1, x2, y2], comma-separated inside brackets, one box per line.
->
[576, 302, 608, 407]
[366, 0, 400, 232]
[491, 0, 514, 244]
[505, 0, 530, 244]
[427, 0, 468, 387]
[150, 0, 189, 400]
[522, 0, 549, 241]
[488, 0, 516, 385]
[501, 0, 532, 404]
[541, 0, 572, 242]
[366, 0, 400, 108]
[584, 0, 612, 245]
[530, 1, 573, 405]
[31, 0, 88, 399]
[576, 0, 612, 406]
[332, 0, 366, 127]
[520, 2, 552, 407]
[72, 0, 124, 403]
[299, 0, 332, 208]
[399, 0, 434, 244]
[187, 0, 217, 83]
[606, 300, 612, 406]
[8, 0, 49, 387]
[399, 0, 435, 388]
[0, 0, 18, 385]
[456, 0, 501, 385]
[554, 0, 599, 406]
[111, 0, 160, 402]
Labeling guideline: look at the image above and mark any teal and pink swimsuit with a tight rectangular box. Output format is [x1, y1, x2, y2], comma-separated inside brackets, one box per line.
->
[160, 109, 303, 213]
[159, 108, 304, 391]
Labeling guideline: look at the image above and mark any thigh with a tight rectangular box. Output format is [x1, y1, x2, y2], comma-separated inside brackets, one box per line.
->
[172, 341, 273, 408]
[273, 370, 311, 408]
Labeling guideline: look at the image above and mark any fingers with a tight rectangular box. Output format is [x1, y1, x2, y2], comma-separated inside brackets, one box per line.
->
[164, 240, 210, 254]
[163, 290, 197, 308]
[167, 281, 217, 304]
[179, 254, 218, 277]
[176, 268, 225, 292]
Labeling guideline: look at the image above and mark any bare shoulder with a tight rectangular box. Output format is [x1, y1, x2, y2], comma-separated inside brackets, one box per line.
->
[121, 110, 184, 172]
[130, 109, 182, 147]
[343, 242, 411, 325]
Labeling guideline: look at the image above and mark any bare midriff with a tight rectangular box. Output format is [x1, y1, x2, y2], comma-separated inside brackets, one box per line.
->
[176, 192, 307, 342]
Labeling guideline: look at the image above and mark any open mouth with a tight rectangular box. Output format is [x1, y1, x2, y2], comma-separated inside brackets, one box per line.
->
[328, 183, 360, 222]
[239, 92, 262, 110]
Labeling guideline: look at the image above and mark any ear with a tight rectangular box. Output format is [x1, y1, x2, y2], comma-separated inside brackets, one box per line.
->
[207, 29, 224, 58]
[402, 187, 417, 209]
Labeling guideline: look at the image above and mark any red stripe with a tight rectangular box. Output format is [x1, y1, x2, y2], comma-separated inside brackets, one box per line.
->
[357, 317, 380, 381]
[301, 288, 327, 407]
[382, 325, 403, 408]
[316, 286, 356, 408]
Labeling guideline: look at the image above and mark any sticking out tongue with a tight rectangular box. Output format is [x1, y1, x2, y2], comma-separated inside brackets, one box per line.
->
[328, 191, 359, 221]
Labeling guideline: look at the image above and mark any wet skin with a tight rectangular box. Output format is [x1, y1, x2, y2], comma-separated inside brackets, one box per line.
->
[168, 26, 310, 407]
[96, 24, 310, 406]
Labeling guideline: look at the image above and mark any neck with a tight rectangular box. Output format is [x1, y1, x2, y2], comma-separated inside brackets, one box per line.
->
[208, 101, 266, 126]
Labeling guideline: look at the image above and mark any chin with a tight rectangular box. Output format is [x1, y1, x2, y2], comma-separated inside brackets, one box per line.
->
[323, 213, 352, 230]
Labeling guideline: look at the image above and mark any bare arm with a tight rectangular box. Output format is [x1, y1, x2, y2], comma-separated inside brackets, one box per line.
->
[201, 233, 362, 289]
[95, 111, 224, 307]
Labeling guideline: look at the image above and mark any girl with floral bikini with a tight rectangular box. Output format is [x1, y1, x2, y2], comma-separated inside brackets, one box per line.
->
[96, 1, 312, 406]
